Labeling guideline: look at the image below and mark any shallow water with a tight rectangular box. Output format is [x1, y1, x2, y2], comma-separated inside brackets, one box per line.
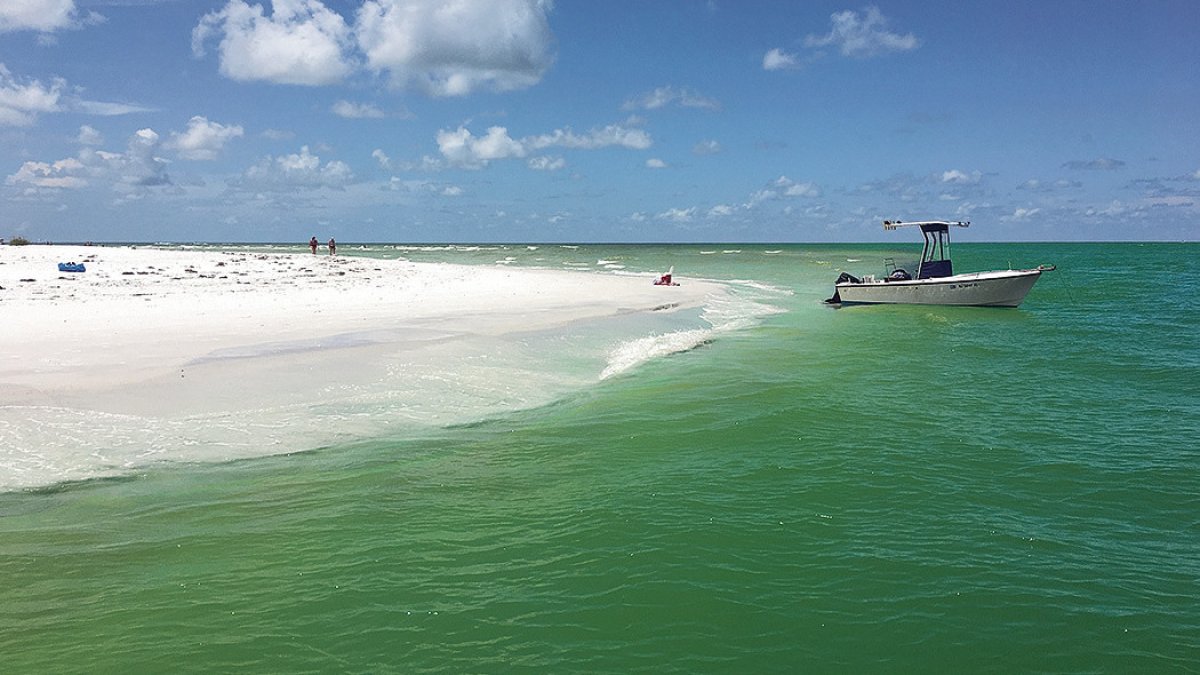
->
[2, 242, 1197, 671]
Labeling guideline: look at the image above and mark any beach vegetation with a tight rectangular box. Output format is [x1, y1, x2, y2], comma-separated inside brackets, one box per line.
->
[8, 236, 31, 246]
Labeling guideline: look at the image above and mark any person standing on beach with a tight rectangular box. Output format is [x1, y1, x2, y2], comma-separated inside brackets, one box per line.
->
[328, 238, 336, 255]
[309, 236, 318, 254]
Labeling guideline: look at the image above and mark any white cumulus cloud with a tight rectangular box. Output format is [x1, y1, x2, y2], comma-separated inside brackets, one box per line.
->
[355, 0, 555, 96]
[779, 178, 821, 197]
[332, 99, 384, 118]
[941, 169, 981, 185]
[243, 145, 352, 189]
[0, 0, 97, 34]
[437, 126, 526, 168]
[1017, 178, 1081, 192]
[1003, 207, 1041, 221]
[745, 188, 775, 208]
[192, 0, 356, 86]
[1086, 200, 1133, 217]
[437, 123, 652, 168]
[6, 157, 87, 189]
[0, 64, 63, 126]
[762, 48, 800, 70]
[192, 0, 557, 95]
[745, 176, 821, 208]
[167, 116, 244, 160]
[528, 155, 564, 171]
[656, 207, 695, 222]
[805, 6, 919, 58]
[622, 85, 720, 111]
[9, 128, 175, 191]
[78, 125, 103, 145]
[79, 128, 171, 188]
[122, 128, 171, 186]
[646, 158, 667, 169]
[1062, 157, 1125, 170]
[526, 124, 652, 151]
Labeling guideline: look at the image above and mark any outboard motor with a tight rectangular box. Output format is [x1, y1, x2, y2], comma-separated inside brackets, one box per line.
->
[825, 272, 862, 304]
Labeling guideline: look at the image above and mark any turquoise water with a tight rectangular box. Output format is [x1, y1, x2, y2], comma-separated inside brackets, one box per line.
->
[2, 243, 1197, 671]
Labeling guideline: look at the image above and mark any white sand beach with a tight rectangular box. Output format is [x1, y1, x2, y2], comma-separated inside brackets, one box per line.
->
[1, 244, 726, 489]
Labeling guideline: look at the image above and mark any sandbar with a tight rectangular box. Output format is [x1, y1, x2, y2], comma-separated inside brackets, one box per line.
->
[1, 244, 724, 489]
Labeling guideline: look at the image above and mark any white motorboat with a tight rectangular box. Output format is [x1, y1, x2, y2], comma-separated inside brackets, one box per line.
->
[825, 220, 1054, 308]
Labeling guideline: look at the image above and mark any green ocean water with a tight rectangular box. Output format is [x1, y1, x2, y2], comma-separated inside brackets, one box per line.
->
[2, 242, 1198, 672]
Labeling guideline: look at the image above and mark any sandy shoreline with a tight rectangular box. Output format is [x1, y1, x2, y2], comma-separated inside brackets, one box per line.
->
[2, 244, 718, 396]
[1, 244, 725, 489]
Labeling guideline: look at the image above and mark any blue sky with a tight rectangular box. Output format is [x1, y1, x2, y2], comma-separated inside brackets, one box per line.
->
[2, 0, 1197, 243]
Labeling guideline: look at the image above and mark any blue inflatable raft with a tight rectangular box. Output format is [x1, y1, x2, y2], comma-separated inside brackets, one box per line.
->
[58, 262, 86, 273]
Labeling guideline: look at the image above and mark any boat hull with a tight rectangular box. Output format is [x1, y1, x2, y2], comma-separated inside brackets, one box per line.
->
[834, 269, 1044, 307]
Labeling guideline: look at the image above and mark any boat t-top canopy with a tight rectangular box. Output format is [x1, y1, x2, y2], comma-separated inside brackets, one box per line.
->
[882, 220, 970, 279]
[883, 220, 969, 232]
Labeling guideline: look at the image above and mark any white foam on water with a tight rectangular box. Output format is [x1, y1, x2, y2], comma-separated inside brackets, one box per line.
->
[600, 290, 783, 380]
[725, 278, 795, 295]
[599, 328, 713, 380]
[387, 245, 501, 252]
[391, 245, 455, 251]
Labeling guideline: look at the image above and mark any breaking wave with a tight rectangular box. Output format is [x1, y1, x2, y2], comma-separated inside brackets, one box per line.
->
[600, 290, 783, 380]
